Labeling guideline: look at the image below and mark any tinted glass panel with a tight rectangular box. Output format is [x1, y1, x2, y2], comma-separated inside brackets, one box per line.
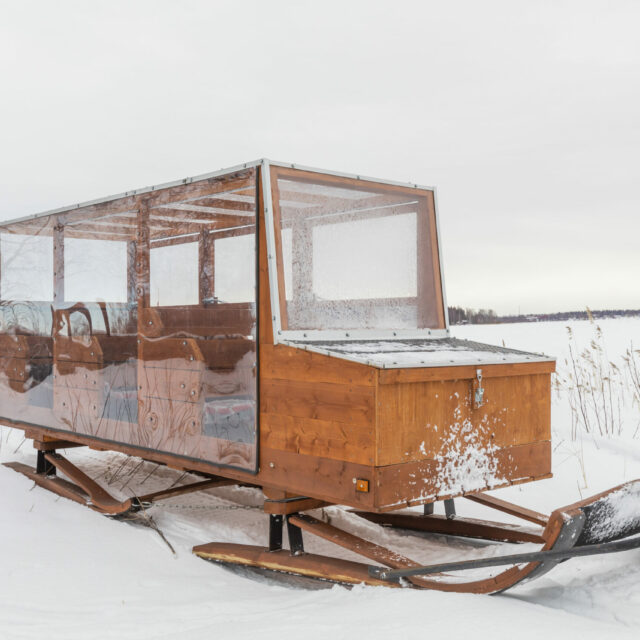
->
[0, 168, 258, 473]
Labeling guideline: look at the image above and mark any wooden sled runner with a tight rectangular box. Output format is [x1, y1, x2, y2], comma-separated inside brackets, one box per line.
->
[193, 480, 640, 594]
[1, 159, 638, 595]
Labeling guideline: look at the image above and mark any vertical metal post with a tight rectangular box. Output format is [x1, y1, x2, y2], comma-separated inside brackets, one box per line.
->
[36, 451, 56, 476]
[286, 515, 305, 556]
[444, 498, 456, 520]
[423, 502, 434, 516]
[268, 514, 284, 552]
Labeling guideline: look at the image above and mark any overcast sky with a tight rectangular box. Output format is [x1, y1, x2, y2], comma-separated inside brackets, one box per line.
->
[1, 0, 638, 315]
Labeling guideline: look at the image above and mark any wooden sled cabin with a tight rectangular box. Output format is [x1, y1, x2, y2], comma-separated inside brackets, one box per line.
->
[0, 160, 555, 514]
[5, 160, 639, 594]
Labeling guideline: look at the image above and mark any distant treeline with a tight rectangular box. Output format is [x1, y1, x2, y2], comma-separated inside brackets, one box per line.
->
[448, 307, 498, 325]
[448, 306, 640, 325]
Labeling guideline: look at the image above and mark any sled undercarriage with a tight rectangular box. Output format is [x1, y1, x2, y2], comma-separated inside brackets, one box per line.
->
[5, 443, 639, 595]
[194, 482, 640, 594]
[3, 444, 244, 516]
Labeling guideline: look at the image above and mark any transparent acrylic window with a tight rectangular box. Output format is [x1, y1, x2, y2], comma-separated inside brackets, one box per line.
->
[150, 241, 199, 306]
[64, 238, 128, 302]
[312, 213, 417, 300]
[214, 233, 255, 303]
[273, 170, 444, 331]
[0, 233, 53, 302]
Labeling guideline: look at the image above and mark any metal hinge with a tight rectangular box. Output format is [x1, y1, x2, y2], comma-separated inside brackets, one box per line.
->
[473, 368, 484, 409]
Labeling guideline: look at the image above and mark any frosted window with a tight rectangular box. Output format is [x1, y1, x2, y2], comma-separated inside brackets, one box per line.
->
[150, 241, 199, 306]
[273, 171, 443, 331]
[65, 238, 127, 302]
[214, 232, 255, 303]
[0, 234, 53, 301]
[313, 214, 417, 300]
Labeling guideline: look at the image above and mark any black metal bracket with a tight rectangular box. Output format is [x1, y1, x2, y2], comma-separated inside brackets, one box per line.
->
[268, 514, 284, 552]
[36, 450, 56, 476]
[286, 515, 305, 556]
[444, 498, 456, 520]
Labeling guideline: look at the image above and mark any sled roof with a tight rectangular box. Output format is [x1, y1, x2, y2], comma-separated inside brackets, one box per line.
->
[1, 159, 435, 228]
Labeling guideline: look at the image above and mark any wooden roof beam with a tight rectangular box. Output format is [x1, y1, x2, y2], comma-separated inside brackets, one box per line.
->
[155, 203, 255, 218]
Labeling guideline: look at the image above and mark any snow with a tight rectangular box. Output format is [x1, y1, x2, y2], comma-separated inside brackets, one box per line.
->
[586, 482, 640, 542]
[292, 337, 553, 367]
[433, 407, 505, 496]
[1, 317, 639, 639]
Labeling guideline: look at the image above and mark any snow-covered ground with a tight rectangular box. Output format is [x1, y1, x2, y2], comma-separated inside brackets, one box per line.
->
[1, 318, 638, 640]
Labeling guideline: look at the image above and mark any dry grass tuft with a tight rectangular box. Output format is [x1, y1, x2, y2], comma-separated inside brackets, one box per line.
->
[555, 317, 640, 439]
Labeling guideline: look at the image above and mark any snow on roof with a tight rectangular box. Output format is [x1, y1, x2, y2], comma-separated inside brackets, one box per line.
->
[286, 337, 555, 369]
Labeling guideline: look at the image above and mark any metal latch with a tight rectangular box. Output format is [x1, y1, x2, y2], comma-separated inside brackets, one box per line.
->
[473, 368, 484, 409]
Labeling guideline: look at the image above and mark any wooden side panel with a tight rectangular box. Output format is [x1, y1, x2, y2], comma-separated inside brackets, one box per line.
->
[261, 413, 375, 466]
[258, 343, 377, 501]
[261, 344, 375, 386]
[262, 379, 375, 427]
[378, 360, 555, 384]
[377, 373, 551, 466]
[375, 440, 552, 510]
[257, 447, 375, 509]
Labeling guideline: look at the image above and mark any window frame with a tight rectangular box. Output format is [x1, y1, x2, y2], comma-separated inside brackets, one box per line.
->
[262, 160, 449, 343]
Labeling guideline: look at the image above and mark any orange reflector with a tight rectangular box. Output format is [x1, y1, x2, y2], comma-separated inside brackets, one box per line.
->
[355, 479, 369, 493]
